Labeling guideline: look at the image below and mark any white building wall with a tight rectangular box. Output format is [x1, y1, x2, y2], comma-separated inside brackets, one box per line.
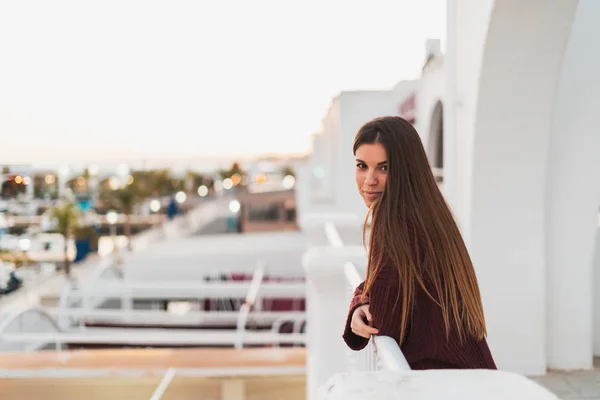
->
[546, 0, 600, 370]
[416, 56, 445, 151]
[306, 90, 398, 219]
[450, 0, 496, 236]
[309, 132, 328, 200]
[320, 100, 340, 205]
[391, 79, 420, 116]
[455, 0, 579, 375]
[595, 228, 600, 355]
[391, 79, 419, 113]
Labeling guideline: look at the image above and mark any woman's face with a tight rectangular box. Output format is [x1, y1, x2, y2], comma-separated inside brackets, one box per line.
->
[355, 142, 388, 207]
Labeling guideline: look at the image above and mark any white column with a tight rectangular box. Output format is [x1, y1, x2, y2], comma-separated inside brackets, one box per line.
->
[462, 0, 578, 375]
[303, 245, 368, 400]
[546, 0, 600, 370]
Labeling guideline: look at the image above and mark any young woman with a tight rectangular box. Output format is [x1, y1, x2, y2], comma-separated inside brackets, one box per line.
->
[342, 116, 496, 370]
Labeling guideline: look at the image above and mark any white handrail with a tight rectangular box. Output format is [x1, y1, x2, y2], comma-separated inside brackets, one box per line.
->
[0, 329, 306, 346]
[343, 262, 362, 289]
[324, 221, 344, 248]
[41, 307, 305, 325]
[372, 336, 411, 370]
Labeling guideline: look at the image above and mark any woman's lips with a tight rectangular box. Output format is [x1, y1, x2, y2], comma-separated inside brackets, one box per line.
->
[363, 191, 382, 200]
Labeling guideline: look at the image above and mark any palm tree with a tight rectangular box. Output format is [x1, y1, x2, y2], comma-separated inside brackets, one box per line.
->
[101, 183, 143, 251]
[101, 177, 150, 250]
[282, 165, 295, 177]
[50, 202, 80, 277]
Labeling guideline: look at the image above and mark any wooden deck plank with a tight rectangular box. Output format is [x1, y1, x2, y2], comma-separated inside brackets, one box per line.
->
[0, 347, 306, 370]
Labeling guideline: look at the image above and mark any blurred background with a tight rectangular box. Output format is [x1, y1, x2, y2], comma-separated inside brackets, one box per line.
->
[1, 0, 599, 399]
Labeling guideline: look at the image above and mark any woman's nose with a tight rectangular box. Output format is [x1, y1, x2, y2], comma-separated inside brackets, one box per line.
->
[364, 171, 378, 185]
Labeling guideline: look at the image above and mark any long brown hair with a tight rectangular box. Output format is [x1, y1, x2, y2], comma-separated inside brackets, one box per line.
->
[355, 116, 486, 344]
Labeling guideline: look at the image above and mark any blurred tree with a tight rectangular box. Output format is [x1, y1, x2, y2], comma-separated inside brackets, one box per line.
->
[50, 202, 80, 277]
[282, 165, 296, 177]
[100, 179, 146, 250]
[185, 170, 210, 192]
[67, 176, 88, 194]
[218, 162, 246, 184]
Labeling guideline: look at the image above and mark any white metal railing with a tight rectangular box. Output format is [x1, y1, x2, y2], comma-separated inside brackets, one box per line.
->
[7, 261, 306, 350]
[303, 214, 413, 400]
[61, 280, 305, 300]
[232, 262, 305, 349]
[0, 328, 306, 347]
[149, 368, 176, 400]
[82, 258, 124, 309]
[0, 305, 63, 351]
[234, 262, 266, 348]
[324, 220, 410, 372]
[41, 307, 305, 326]
[58, 257, 124, 329]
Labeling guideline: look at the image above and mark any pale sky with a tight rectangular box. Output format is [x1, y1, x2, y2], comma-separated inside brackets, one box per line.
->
[0, 0, 446, 166]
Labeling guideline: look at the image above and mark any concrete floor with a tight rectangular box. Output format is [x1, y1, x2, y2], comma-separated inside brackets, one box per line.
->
[532, 359, 600, 400]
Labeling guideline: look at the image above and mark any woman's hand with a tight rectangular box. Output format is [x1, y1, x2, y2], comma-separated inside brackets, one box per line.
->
[350, 304, 379, 338]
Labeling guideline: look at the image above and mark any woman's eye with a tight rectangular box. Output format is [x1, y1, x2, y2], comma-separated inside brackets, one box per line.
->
[380, 165, 388, 172]
[356, 163, 366, 169]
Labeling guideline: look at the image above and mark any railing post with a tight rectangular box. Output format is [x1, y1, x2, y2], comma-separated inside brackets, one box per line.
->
[303, 245, 367, 400]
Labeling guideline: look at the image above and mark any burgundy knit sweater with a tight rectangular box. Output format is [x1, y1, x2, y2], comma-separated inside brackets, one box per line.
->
[343, 266, 497, 370]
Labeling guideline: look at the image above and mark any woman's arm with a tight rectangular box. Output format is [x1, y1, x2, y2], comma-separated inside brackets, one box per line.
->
[342, 282, 371, 350]
[367, 268, 403, 343]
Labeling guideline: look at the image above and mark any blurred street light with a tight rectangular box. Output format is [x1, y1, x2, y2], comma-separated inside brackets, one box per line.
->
[282, 175, 296, 189]
[175, 191, 187, 204]
[108, 176, 120, 190]
[19, 238, 31, 252]
[106, 210, 118, 225]
[149, 199, 161, 213]
[229, 200, 241, 213]
[197, 185, 208, 197]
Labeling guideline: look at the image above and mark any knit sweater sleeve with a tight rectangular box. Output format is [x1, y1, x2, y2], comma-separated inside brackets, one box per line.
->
[368, 268, 402, 344]
[342, 282, 371, 351]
